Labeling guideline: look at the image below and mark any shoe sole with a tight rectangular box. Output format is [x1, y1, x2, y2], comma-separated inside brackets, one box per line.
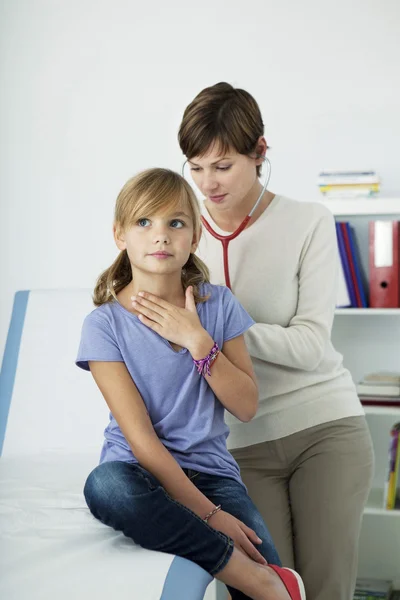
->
[284, 568, 306, 600]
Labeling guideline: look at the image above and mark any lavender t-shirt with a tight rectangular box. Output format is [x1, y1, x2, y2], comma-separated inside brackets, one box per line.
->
[76, 283, 254, 486]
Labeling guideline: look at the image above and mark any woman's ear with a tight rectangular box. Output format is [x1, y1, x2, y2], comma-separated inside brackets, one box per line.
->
[255, 136, 268, 164]
[113, 224, 126, 251]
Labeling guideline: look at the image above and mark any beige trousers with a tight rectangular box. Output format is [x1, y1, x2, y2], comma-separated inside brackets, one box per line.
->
[231, 416, 374, 600]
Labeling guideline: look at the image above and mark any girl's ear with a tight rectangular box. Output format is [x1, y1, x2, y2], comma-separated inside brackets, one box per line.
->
[191, 230, 199, 253]
[113, 224, 126, 251]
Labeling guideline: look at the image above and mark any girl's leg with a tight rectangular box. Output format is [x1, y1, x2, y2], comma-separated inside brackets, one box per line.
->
[83, 461, 302, 600]
[192, 471, 289, 600]
[83, 461, 233, 576]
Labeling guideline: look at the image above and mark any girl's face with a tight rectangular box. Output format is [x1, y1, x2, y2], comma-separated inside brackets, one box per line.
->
[115, 207, 197, 277]
[188, 145, 263, 213]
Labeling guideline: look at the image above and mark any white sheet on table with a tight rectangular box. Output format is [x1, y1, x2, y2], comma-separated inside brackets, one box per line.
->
[0, 452, 176, 600]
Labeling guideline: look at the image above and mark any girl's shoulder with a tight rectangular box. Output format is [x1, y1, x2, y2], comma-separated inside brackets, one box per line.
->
[82, 300, 120, 327]
[198, 282, 233, 305]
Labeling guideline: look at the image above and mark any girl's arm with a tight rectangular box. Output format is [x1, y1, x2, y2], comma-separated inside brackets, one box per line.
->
[132, 288, 258, 423]
[89, 360, 217, 518]
[189, 333, 258, 423]
[89, 360, 266, 565]
[245, 209, 338, 371]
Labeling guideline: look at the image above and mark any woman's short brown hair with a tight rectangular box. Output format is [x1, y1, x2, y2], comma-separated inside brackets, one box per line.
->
[178, 82, 267, 177]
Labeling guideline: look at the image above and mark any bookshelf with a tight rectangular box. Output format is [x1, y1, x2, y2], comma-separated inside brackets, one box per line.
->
[325, 197, 400, 589]
[321, 196, 400, 216]
[335, 308, 400, 315]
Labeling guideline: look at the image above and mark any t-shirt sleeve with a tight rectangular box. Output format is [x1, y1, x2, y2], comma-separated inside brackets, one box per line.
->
[222, 287, 255, 343]
[76, 312, 123, 371]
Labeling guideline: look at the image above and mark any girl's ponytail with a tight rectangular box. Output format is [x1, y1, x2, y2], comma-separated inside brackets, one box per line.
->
[182, 252, 210, 304]
[93, 249, 132, 306]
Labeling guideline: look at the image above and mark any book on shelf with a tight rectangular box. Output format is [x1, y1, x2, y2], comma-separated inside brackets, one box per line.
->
[364, 372, 400, 384]
[335, 222, 367, 308]
[357, 372, 400, 397]
[318, 169, 380, 198]
[357, 383, 400, 397]
[383, 422, 400, 510]
[354, 578, 392, 599]
[369, 221, 400, 309]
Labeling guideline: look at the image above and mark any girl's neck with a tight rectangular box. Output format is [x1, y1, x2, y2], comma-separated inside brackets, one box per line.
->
[118, 272, 186, 312]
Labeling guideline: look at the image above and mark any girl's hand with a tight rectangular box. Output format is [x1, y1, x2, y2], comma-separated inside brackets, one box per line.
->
[131, 286, 213, 355]
[208, 510, 267, 565]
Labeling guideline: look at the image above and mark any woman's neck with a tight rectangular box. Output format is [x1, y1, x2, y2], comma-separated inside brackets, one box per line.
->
[205, 182, 275, 233]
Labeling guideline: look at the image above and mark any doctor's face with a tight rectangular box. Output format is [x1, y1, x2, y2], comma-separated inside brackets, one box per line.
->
[188, 145, 262, 213]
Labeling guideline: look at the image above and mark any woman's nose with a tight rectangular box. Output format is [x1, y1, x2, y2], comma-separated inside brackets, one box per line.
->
[202, 172, 219, 193]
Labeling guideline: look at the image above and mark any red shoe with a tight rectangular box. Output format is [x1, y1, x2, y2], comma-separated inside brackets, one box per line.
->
[268, 565, 306, 600]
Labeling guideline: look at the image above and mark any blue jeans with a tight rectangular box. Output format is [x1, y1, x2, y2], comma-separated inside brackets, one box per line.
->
[84, 461, 281, 600]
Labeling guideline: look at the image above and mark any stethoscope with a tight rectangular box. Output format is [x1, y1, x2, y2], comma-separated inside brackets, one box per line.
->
[182, 156, 271, 290]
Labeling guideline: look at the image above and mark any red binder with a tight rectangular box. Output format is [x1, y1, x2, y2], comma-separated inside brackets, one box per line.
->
[369, 221, 400, 308]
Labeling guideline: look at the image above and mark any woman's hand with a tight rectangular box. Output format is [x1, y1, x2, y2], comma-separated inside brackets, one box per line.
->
[131, 286, 213, 355]
[208, 510, 267, 565]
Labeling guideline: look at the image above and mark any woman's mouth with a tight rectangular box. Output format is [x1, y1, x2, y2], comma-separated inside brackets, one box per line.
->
[209, 194, 226, 204]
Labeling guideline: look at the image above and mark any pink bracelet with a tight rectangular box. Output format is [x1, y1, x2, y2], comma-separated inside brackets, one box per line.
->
[193, 342, 220, 377]
[203, 504, 222, 523]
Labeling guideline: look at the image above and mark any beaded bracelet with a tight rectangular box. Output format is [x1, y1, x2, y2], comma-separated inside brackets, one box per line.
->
[203, 504, 222, 524]
[193, 342, 220, 377]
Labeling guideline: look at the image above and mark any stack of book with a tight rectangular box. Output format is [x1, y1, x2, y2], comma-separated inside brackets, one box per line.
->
[319, 170, 380, 198]
[354, 578, 393, 599]
[357, 372, 400, 406]
[383, 422, 400, 510]
[336, 221, 367, 308]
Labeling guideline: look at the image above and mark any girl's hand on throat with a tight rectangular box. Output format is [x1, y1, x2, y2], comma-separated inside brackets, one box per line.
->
[131, 286, 213, 357]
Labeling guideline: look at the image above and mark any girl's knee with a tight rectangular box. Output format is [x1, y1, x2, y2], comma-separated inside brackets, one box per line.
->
[83, 461, 160, 518]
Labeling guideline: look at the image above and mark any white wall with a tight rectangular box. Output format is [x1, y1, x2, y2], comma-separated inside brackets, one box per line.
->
[1, 0, 400, 357]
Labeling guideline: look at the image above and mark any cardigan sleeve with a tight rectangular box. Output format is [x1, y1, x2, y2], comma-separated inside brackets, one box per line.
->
[244, 209, 339, 371]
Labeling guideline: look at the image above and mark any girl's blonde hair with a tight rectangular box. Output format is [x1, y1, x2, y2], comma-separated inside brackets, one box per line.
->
[178, 82, 268, 177]
[93, 168, 210, 306]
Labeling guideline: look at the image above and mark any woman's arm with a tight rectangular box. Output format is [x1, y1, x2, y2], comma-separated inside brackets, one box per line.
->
[89, 360, 217, 518]
[245, 210, 338, 371]
[189, 333, 258, 422]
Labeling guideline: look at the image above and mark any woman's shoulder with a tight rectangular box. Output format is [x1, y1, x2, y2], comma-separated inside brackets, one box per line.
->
[273, 196, 335, 238]
[276, 195, 333, 221]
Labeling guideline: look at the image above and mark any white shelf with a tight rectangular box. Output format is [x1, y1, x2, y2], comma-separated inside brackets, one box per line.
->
[335, 308, 400, 315]
[363, 405, 400, 416]
[364, 488, 400, 516]
[320, 197, 400, 216]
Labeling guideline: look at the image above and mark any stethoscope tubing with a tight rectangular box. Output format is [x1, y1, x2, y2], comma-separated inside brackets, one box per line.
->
[182, 157, 271, 289]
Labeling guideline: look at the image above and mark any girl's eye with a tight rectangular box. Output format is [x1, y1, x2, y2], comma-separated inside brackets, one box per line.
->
[216, 165, 231, 171]
[138, 218, 151, 227]
[190, 167, 201, 172]
[170, 219, 185, 228]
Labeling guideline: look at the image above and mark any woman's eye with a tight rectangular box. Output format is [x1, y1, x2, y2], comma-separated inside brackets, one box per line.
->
[190, 167, 201, 172]
[138, 218, 151, 227]
[170, 220, 184, 228]
[216, 165, 231, 171]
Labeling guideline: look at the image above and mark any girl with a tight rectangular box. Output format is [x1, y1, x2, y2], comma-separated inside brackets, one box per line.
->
[177, 82, 374, 600]
[76, 168, 305, 600]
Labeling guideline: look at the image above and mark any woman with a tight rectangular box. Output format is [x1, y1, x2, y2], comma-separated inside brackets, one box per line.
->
[177, 82, 374, 600]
